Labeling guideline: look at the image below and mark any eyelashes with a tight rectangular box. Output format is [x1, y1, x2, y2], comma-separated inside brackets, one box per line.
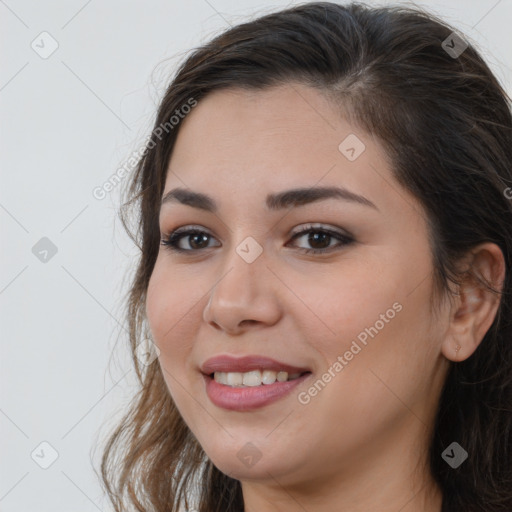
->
[160, 223, 354, 255]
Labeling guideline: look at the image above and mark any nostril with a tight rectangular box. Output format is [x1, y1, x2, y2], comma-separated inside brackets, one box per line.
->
[240, 320, 258, 327]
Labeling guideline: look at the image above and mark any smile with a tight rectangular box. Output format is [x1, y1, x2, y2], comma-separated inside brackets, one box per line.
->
[200, 354, 312, 411]
[203, 372, 311, 411]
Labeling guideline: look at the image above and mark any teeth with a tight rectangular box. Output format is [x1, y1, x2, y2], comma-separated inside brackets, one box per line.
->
[277, 371, 288, 382]
[226, 372, 243, 386]
[213, 370, 303, 387]
[243, 370, 261, 386]
[261, 369, 278, 385]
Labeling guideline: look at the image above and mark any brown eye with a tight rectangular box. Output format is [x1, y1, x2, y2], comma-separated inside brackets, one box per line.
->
[161, 228, 220, 252]
[306, 231, 332, 250]
[288, 225, 354, 254]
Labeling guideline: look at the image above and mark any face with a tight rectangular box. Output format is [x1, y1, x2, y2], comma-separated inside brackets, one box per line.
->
[146, 83, 451, 490]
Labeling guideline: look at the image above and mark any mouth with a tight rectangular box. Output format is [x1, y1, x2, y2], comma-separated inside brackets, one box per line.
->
[209, 369, 310, 387]
[201, 354, 311, 375]
[200, 354, 312, 411]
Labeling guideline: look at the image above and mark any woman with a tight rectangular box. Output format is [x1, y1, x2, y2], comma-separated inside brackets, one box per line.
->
[100, 2, 512, 511]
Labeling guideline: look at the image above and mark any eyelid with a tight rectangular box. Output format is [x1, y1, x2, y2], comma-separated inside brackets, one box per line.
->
[162, 223, 350, 238]
[168, 224, 211, 234]
[289, 222, 352, 238]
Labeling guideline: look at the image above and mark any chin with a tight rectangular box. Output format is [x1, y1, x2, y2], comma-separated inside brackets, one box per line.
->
[202, 439, 303, 481]
[212, 456, 293, 482]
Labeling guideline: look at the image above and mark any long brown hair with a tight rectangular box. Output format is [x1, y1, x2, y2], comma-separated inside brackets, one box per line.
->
[100, 2, 512, 511]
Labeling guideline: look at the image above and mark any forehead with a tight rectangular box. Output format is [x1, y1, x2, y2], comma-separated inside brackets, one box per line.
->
[163, 84, 411, 218]
[169, 84, 355, 171]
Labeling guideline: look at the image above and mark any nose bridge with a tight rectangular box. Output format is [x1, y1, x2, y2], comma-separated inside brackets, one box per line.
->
[202, 236, 282, 331]
[210, 236, 266, 306]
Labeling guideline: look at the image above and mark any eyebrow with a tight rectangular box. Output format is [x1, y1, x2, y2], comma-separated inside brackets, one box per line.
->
[160, 186, 379, 212]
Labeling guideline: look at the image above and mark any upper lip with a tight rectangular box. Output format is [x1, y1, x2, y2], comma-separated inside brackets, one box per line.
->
[200, 355, 311, 375]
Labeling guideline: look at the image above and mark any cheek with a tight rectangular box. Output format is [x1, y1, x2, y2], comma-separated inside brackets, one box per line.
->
[146, 265, 173, 342]
[308, 255, 436, 397]
[146, 262, 200, 366]
[145, 264, 203, 417]
[300, 294, 435, 459]
[307, 265, 402, 357]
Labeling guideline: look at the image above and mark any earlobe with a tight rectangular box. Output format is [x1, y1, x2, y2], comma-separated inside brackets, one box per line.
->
[441, 243, 505, 363]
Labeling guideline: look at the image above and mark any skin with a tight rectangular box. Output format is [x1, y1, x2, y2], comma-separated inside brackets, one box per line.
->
[145, 83, 505, 512]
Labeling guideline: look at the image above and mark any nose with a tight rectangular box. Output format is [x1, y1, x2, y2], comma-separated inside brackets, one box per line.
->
[202, 245, 284, 335]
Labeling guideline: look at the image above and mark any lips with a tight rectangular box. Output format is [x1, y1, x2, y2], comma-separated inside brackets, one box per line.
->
[200, 354, 311, 375]
[200, 354, 313, 410]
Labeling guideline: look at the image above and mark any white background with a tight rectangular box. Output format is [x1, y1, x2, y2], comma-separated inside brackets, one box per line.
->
[1, 1, 511, 510]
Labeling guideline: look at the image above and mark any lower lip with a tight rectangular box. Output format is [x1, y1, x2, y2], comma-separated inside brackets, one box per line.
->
[203, 373, 311, 411]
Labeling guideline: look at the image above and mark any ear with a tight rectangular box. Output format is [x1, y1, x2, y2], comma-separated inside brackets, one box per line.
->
[441, 242, 506, 362]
